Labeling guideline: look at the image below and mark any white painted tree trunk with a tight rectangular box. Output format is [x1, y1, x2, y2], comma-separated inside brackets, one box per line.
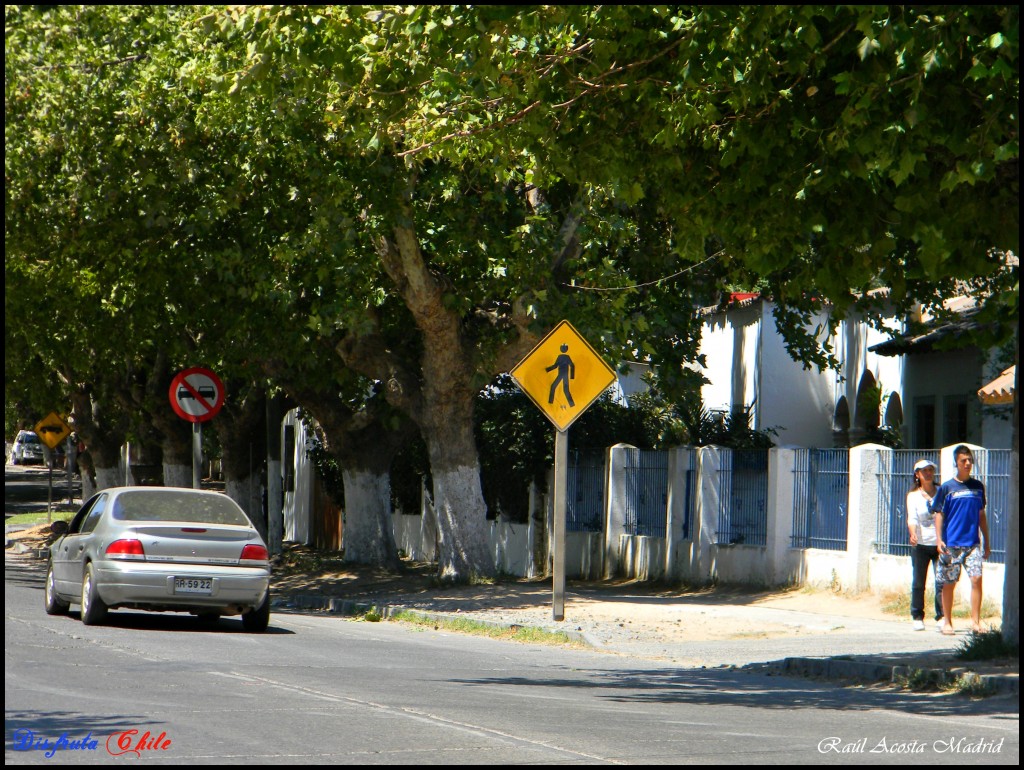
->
[81, 472, 97, 502]
[94, 466, 121, 492]
[162, 463, 192, 489]
[226, 474, 265, 537]
[432, 464, 495, 580]
[341, 468, 398, 567]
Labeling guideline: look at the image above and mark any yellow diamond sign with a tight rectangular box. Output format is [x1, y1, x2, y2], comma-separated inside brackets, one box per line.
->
[34, 412, 72, 450]
[510, 320, 617, 432]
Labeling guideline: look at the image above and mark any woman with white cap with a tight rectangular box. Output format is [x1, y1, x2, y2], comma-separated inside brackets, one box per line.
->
[906, 459, 943, 630]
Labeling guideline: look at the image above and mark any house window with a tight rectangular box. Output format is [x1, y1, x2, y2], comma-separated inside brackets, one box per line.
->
[913, 397, 936, 448]
[942, 394, 969, 445]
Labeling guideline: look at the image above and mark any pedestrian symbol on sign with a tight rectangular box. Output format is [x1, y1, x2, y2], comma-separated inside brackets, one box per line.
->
[545, 344, 576, 408]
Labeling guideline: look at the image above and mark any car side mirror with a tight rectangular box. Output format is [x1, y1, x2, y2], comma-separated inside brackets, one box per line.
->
[50, 520, 69, 537]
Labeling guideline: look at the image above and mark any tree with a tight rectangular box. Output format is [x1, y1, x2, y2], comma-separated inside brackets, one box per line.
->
[215, 4, 1018, 614]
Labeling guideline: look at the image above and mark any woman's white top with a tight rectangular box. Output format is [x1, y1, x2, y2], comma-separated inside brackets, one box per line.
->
[906, 488, 937, 546]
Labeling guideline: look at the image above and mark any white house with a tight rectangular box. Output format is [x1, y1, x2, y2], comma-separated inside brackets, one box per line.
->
[694, 293, 1011, 450]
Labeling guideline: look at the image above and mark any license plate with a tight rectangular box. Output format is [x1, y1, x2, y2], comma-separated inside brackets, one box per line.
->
[174, 577, 213, 595]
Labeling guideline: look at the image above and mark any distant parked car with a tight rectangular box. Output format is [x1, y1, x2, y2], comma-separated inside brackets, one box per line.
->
[44, 487, 271, 631]
[10, 430, 45, 465]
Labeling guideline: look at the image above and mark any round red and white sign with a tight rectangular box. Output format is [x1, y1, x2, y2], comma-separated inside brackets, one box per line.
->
[169, 367, 225, 423]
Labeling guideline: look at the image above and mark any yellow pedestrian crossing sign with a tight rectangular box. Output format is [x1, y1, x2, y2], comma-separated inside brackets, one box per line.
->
[510, 320, 617, 432]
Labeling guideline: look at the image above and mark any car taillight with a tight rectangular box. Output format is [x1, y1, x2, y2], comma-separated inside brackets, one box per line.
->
[105, 539, 146, 560]
[240, 544, 268, 562]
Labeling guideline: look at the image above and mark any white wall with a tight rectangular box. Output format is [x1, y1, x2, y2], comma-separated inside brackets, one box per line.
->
[699, 303, 760, 419]
[759, 305, 835, 447]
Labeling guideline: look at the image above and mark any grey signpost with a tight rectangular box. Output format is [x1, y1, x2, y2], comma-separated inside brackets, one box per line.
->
[169, 367, 225, 489]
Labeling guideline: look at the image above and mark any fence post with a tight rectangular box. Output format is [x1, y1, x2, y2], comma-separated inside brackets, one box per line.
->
[603, 443, 634, 579]
[767, 447, 798, 585]
[526, 480, 549, 578]
[664, 446, 692, 582]
[695, 445, 722, 585]
[847, 443, 889, 592]
[419, 478, 438, 564]
[939, 442, 986, 483]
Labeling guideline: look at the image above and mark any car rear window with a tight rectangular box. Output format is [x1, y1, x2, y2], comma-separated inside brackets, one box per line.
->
[112, 490, 252, 526]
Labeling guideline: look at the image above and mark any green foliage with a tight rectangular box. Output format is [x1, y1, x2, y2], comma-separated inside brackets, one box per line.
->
[306, 428, 345, 510]
[955, 630, 1019, 662]
[474, 376, 702, 522]
[673, 400, 778, 449]
[390, 432, 431, 517]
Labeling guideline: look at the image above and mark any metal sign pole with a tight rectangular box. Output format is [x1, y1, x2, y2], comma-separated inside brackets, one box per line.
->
[47, 454, 53, 522]
[552, 428, 568, 621]
[193, 423, 202, 489]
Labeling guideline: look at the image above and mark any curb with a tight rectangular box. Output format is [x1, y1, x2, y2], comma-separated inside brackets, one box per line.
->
[760, 656, 1018, 697]
[275, 593, 590, 645]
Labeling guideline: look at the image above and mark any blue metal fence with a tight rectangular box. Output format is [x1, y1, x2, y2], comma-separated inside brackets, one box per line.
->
[717, 450, 769, 546]
[567, 450, 605, 533]
[623, 449, 668, 537]
[875, 450, 933, 556]
[792, 449, 849, 550]
[974, 449, 1009, 565]
[876, 448, 1009, 563]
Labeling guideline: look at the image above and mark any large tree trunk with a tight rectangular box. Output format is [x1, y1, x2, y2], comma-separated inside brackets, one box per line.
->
[69, 388, 127, 493]
[419, 355, 494, 580]
[370, 214, 497, 579]
[216, 385, 268, 539]
[341, 468, 399, 568]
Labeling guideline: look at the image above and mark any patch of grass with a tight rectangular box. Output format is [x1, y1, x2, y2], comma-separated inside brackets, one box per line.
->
[362, 607, 383, 623]
[880, 588, 1000, 620]
[894, 667, 945, 692]
[390, 610, 582, 647]
[4, 511, 74, 527]
[955, 629, 1018, 662]
[947, 673, 997, 698]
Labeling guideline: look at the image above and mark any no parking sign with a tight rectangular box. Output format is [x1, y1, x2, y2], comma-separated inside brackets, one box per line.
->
[169, 367, 225, 423]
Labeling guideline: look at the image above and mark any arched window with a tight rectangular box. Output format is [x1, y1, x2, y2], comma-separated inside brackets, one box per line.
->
[883, 391, 903, 428]
[855, 371, 880, 431]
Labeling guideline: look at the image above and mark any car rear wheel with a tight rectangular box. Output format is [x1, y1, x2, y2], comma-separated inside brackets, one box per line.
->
[80, 563, 108, 625]
[44, 563, 70, 615]
[241, 592, 270, 633]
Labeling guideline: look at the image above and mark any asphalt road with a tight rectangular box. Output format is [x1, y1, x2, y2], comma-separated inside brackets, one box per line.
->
[4, 465, 1019, 765]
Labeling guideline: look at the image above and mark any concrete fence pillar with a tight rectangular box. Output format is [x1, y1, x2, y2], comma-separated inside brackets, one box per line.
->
[694, 445, 722, 584]
[847, 443, 889, 591]
[767, 447, 798, 584]
[603, 443, 635, 579]
[665, 446, 695, 582]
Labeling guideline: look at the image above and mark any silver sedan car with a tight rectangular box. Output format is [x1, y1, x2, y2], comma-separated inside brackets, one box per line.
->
[44, 487, 271, 631]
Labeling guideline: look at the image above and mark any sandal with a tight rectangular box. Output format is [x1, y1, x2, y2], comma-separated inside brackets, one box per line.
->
[940, 625, 955, 636]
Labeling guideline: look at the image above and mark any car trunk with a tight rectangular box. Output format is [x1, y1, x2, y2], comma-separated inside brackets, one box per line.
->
[124, 524, 260, 565]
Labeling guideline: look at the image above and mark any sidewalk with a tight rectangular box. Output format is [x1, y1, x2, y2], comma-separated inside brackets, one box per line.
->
[271, 560, 1018, 697]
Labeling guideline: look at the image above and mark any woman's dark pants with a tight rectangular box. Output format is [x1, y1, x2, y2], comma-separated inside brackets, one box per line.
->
[910, 544, 943, 621]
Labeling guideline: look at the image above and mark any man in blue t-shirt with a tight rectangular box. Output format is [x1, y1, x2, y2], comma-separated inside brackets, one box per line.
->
[932, 445, 991, 636]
